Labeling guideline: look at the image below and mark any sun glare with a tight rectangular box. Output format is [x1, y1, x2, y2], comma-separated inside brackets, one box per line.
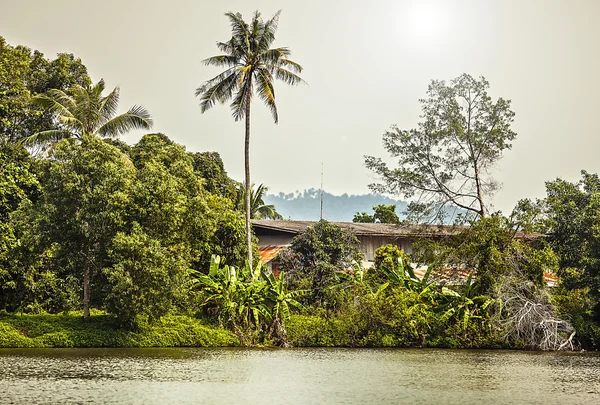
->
[405, 1, 448, 45]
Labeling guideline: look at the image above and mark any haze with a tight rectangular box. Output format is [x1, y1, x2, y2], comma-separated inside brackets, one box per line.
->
[1, 0, 598, 214]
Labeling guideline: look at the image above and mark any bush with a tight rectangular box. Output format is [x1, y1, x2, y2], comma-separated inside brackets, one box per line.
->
[369, 244, 411, 284]
[0, 313, 238, 348]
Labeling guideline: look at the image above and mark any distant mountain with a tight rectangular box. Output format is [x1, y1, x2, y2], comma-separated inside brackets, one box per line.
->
[264, 189, 408, 222]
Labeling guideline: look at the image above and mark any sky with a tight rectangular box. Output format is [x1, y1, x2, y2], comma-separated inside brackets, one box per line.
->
[1, 0, 599, 214]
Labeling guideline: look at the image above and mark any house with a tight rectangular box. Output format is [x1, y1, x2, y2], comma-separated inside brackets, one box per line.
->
[254, 219, 540, 260]
[253, 219, 555, 284]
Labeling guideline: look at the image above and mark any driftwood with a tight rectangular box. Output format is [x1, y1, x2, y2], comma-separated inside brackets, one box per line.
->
[493, 276, 575, 351]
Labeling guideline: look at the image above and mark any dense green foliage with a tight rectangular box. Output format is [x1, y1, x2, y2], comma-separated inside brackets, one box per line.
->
[2, 34, 599, 351]
[0, 36, 91, 143]
[2, 134, 249, 325]
[353, 204, 401, 224]
[413, 215, 558, 293]
[193, 255, 306, 345]
[533, 171, 600, 347]
[190, 151, 238, 201]
[278, 220, 363, 308]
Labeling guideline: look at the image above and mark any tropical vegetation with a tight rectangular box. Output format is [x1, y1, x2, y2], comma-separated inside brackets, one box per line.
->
[1, 30, 600, 351]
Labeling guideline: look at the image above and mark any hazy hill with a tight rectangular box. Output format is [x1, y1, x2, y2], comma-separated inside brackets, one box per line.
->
[264, 189, 408, 222]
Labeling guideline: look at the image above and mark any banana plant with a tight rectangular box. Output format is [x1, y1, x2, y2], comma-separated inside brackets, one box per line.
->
[191, 255, 238, 322]
[192, 255, 270, 329]
[440, 274, 495, 331]
[381, 257, 436, 296]
[337, 261, 389, 297]
[263, 270, 307, 322]
[262, 270, 308, 345]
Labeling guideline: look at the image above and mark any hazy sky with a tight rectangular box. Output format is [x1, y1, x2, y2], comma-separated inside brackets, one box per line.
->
[1, 0, 599, 214]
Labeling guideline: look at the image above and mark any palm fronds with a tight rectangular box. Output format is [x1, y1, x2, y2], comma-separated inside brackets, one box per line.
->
[23, 79, 152, 148]
[195, 10, 304, 123]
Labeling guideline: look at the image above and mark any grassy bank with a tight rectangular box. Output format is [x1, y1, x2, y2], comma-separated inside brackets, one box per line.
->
[0, 312, 239, 348]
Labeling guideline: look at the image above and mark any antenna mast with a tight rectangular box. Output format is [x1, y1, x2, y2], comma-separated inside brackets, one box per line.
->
[320, 162, 324, 220]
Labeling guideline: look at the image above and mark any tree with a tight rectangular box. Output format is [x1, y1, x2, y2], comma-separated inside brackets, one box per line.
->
[128, 133, 249, 270]
[34, 136, 136, 319]
[353, 204, 400, 224]
[0, 141, 42, 310]
[412, 215, 557, 294]
[196, 10, 304, 266]
[104, 224, 190, 329]
[22, 79, 152, 148]
[278, 220, 363, 307]
[236, 183, 283, 219]
[365, 74, 516, 222]
[190, 151, 238, 202]
[0, 36, 91, 143]
[544, 171, 600, 321]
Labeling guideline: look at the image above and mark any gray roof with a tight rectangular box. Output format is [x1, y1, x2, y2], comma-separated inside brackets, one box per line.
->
[252, 220, 541, 240]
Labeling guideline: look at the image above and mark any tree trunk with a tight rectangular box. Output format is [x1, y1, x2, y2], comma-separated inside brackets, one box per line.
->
[473, 163, 486, 218]
[244, 80, 253, 267]
[83, 263, 90, 320]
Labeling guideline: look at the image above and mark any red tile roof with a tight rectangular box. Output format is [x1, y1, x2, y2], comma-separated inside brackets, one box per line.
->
[411, 267, 558, 287]
[259, 245, 285, 264]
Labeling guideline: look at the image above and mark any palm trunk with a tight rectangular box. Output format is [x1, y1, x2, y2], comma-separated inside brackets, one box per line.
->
[83, 263, 90, 320]
[244, 81, 253, 267]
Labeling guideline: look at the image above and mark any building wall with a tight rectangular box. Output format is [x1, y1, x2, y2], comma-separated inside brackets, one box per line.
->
[357, 236, 414, 261]
[255, 232, 415, 261]
[256, 234, 294, 247]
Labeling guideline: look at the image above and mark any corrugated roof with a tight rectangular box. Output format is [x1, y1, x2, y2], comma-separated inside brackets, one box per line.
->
[259, 245, 285, 264]
[412, 267, 558, 287]
[253, 220, 541, 240]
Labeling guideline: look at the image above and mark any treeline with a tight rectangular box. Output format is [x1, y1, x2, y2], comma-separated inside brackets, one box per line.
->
[1, 134, 250, 327]
[264, 189, 409, 221]
[0, 36, 250, 329]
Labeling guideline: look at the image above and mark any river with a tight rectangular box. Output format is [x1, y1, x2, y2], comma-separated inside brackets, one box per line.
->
[1, 348, 599, 404]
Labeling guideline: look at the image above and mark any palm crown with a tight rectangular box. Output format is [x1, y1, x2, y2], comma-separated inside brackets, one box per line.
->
[237, 183, 284, 220]
[24, 79, 152, 146]
[195, 10, 303, 122]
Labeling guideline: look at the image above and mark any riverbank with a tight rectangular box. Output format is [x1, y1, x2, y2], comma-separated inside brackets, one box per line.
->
[0, 313, 239, 348]
[1, 312, 503, 349]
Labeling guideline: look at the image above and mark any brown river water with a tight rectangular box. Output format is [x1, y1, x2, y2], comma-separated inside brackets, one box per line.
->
[1, 348, 599, 404]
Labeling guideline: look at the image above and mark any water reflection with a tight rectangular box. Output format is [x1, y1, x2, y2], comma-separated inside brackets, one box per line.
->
[0, 348, 599, 404]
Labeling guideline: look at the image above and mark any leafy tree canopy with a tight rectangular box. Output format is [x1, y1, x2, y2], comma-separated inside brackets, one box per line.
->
[353, 204, 400, 224]
[279, 220, 363, 307]
[0, 36, 90, 142]
[191, 151, 238, 202]
[365, 74, 516, 222]
[543, 170, 600, 320]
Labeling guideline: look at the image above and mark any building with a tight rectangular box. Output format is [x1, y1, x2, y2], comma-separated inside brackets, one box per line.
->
[254, 220, 471, 260]
[253, 219, 555, 284]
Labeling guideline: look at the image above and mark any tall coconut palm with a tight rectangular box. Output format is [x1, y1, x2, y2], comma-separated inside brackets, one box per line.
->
[23, 79, 152, 147]
[196, 10, 303, 266]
